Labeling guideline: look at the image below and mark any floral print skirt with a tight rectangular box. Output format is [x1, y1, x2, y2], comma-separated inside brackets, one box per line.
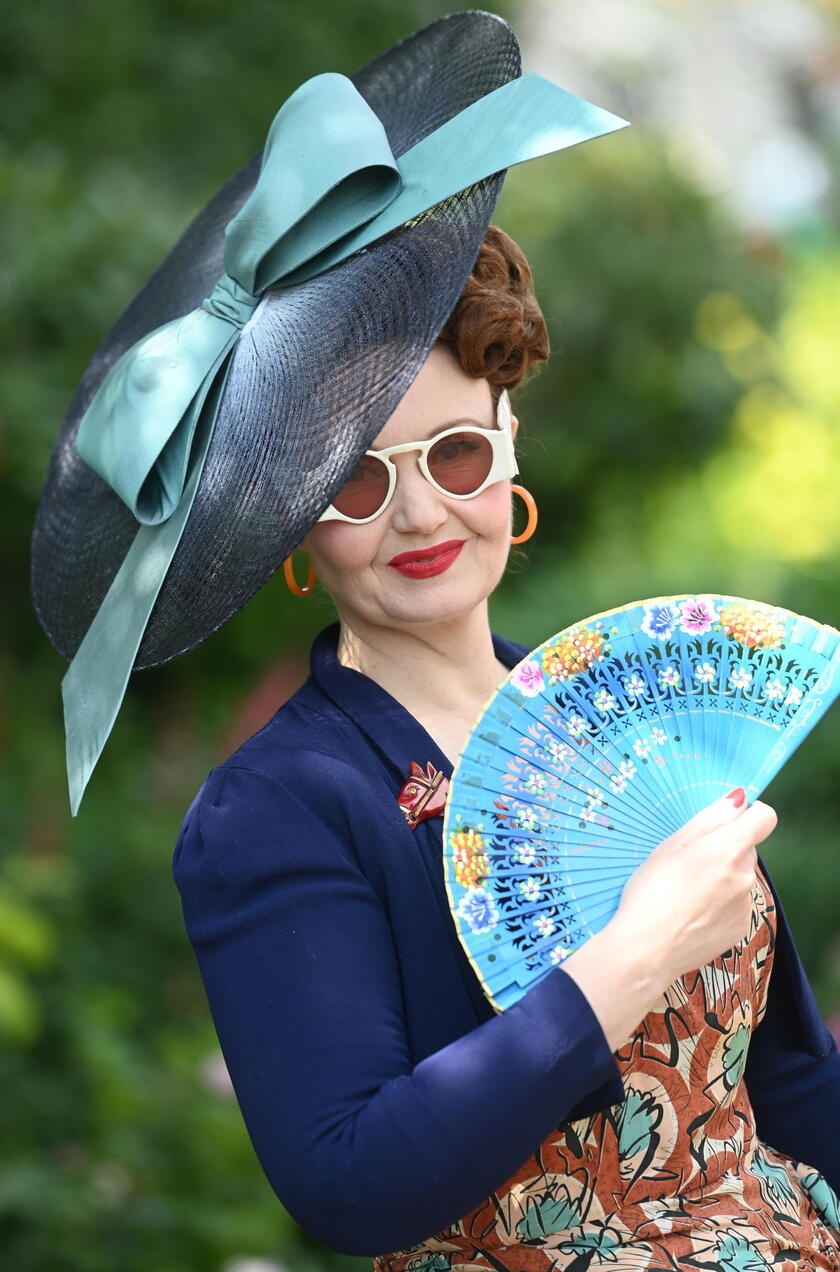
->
[374, 865, 840, 1271]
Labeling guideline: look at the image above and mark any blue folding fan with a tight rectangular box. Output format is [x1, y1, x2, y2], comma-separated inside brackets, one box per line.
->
[442, 594, 840, 1012]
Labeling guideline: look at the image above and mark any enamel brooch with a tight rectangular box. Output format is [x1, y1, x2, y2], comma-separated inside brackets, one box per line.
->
[397, 761, 450, 830]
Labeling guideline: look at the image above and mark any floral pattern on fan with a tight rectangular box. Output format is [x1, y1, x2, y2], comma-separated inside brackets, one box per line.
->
[511, 598, 809, 720]
[442, 594, 840, 1013]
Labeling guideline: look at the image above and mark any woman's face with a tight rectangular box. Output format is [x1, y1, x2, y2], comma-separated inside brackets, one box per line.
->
[299, 342, 520, 633]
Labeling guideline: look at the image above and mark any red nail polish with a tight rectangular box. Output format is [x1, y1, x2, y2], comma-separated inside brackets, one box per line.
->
[726, 786, 746, 808]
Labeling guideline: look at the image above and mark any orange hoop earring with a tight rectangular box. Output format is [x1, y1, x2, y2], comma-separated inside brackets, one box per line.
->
[283, 551, 317, 595]
[510, 484, 538, 544]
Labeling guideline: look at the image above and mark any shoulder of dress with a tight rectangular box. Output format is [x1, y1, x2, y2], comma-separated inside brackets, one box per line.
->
[173, 743, 395, 898]
[183, 700, 392, 839]
[216, 676, 366, 774]
[212, 740, 385, 813]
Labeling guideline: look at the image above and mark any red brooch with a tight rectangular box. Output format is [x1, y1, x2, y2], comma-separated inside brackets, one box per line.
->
[397, 761, 450, 830]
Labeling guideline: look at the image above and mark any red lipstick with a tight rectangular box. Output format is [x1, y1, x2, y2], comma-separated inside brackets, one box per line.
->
[388, 539, 465, 578]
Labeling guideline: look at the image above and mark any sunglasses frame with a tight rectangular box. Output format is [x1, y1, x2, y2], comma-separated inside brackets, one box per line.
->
[317, 389, 518, 525]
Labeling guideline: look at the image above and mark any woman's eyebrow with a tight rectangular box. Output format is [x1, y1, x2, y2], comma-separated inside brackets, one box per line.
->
[424, 416, 493, 438]
[369, 416, 495, 452]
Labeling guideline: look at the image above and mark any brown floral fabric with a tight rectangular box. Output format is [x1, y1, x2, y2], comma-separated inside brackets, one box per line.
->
[374, 864, 840, 1271]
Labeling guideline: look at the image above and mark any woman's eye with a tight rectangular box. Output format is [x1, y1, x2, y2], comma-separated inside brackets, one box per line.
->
[347, 458, 382, 484]
[434, 437, 481, 462]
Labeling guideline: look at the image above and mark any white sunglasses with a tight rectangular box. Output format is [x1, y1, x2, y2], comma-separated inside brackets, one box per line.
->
[317, 389, 518, 525]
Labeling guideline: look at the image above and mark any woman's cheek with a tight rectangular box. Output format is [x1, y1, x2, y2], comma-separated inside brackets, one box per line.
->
[305, 522, 381, 575]
[467, 481, 515, 542]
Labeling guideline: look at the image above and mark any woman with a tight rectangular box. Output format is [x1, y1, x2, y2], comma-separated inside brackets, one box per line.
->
[173, 225, 840, 1268]
[29, 10, 839, 1268]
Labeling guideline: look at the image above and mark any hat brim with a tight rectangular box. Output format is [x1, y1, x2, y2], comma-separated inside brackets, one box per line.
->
[31, 11, 520, 669]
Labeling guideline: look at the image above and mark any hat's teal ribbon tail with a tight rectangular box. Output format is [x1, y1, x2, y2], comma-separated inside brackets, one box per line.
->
[62, 69, 630, 815]
[62, 358, 231, 817]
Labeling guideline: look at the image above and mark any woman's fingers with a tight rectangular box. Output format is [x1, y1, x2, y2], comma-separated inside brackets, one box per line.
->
[666, 787, 751, 849]
[706, 799, 778, 852]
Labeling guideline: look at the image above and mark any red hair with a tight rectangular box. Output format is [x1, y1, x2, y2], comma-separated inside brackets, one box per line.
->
[437, 224, 549, 404]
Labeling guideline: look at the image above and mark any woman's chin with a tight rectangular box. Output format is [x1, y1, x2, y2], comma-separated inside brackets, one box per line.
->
[375, 581, 492, 628]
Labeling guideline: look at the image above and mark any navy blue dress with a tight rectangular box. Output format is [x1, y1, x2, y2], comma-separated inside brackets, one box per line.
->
[172, 621, 840, 1258]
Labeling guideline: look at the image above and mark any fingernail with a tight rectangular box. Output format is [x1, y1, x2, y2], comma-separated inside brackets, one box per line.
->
[726, 787, 746, 808]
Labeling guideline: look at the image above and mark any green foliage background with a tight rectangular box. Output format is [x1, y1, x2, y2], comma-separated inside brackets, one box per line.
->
[1, 2, 838, 1268]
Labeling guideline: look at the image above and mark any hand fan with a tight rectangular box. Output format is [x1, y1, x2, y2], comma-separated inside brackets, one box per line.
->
[442, 594, 840, 1012]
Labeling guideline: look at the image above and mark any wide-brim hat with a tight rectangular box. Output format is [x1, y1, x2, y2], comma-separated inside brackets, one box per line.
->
[29, 9, 629, 814]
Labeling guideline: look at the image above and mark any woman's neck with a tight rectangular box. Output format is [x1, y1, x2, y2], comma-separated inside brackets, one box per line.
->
[335, 604, 511, 733]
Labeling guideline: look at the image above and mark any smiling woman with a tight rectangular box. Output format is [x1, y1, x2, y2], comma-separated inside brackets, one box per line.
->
[32, 7, 839, 1268]
[298, 357, 529, 760]
[286, 225, 551, 766]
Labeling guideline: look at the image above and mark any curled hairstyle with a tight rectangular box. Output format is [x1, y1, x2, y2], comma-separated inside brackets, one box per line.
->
[436, 224, 549, 405]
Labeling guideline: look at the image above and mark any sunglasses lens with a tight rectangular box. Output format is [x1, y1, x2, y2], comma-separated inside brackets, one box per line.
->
[428, 431, 494, 495]
[330, 454, 390, 520]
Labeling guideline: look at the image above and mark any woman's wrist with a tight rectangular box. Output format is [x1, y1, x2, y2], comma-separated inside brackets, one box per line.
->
[557, 915, 674, 1053]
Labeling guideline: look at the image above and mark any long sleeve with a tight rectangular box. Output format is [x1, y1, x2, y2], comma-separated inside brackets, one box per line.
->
[172, 761, 624, 1257]
[744, 853, 840, 1198]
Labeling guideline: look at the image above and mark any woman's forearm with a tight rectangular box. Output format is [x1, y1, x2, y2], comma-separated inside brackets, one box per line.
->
[559, 915, 674, 1052]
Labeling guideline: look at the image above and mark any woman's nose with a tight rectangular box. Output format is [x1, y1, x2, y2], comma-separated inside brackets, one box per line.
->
[388, 454, 449, 534]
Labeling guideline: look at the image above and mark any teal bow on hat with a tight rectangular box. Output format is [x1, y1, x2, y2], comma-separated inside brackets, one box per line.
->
[63, 68, 629, 817]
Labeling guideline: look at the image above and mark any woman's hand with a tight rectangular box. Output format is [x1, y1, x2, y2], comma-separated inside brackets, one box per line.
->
[612, 789, 778, 984]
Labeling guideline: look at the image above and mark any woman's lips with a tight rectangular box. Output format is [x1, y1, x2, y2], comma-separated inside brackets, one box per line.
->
[388, 538, 465, 565]
[388, 539, 466, 578]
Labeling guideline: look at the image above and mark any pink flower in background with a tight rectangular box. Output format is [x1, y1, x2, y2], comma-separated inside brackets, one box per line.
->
[511, 659, 545, 697]
[200, 1050, 235, 1099]
[680, 595, 718, 634]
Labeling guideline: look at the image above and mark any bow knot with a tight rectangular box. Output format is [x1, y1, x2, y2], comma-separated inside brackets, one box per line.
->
[200, 273, 261, 329]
